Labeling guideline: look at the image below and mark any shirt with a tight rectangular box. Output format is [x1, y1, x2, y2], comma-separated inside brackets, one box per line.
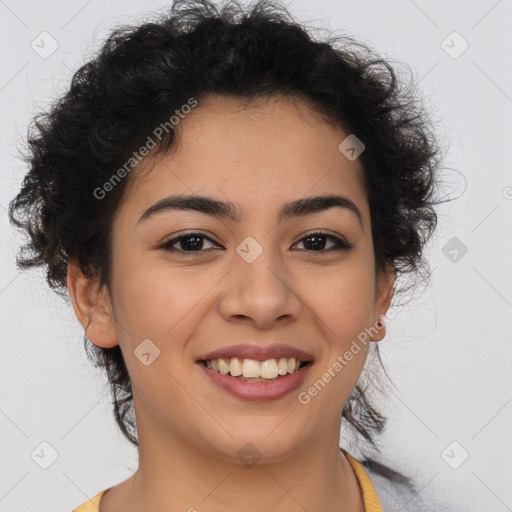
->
[71, 452, 383, 511]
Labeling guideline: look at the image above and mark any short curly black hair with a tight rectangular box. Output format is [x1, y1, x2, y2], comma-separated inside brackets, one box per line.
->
[9, 0, 442, 478]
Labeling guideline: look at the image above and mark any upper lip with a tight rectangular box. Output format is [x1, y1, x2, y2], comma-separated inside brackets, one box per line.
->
[197, 343, 314, 362]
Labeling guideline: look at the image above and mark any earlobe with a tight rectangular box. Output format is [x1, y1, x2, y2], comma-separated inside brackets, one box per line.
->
[372, 265, 396, 342]
[66, 261, 118, 348]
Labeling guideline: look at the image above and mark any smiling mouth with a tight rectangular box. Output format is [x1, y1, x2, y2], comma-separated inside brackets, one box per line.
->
[199, 356, 311, 382]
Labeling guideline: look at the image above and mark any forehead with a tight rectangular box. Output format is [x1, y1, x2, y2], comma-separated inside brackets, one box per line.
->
[117, 94, 368, 225]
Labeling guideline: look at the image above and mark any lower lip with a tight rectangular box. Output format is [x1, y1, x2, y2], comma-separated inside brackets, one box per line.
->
[198, 362, 312, 402]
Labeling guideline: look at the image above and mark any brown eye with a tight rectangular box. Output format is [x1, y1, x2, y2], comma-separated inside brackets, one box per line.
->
[292, 232, 352, 253]
[159, 233, 219, 253]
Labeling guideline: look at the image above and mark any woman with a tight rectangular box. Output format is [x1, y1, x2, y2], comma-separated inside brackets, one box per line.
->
[9, 1, 445, 510]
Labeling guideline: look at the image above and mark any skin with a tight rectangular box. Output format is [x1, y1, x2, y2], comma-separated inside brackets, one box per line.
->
[68, 94, 395, 512]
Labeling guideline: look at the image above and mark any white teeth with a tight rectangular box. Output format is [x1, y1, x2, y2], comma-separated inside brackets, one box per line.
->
[242, 358, 261, 378]
[205, 356, 306, 379]
[261, 359, 279, 379]
[229, 357, 243, 377]
[277, 357, 288, 375]
[218, 358, 230, 375]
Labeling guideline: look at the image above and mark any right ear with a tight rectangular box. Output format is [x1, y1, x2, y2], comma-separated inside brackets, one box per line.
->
[67, 260, 118, 348]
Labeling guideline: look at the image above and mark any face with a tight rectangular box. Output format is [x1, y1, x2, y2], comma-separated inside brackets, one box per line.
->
[71, 94, 394, 464]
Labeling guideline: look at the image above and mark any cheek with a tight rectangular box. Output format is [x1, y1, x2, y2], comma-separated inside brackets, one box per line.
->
[302, 264, 375, 399]
[111, 251, 210, 340]
[305, 263, 376, 337]
[110, 264, 214, 434]
[110, 259, 225, 396]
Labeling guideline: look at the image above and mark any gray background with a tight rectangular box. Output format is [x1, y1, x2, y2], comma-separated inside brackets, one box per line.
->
[0, 0, 511, 510]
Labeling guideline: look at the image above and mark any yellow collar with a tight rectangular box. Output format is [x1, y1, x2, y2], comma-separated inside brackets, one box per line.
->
[72, 488, 108, 512]
[345, 452, 384, 511]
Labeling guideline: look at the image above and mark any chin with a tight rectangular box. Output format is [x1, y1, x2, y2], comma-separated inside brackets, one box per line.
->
[200, 423, 306, 466]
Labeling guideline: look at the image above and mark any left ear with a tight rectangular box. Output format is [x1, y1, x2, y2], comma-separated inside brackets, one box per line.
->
[371, 264, 396, 342]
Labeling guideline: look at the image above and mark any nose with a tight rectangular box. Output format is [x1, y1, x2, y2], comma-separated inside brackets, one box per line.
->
[217, 246, 302, 330]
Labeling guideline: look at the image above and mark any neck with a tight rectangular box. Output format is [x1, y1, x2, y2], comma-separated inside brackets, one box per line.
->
[105, 397, 366, 512]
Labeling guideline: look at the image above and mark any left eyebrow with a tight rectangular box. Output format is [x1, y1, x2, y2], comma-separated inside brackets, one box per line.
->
[137, 193, 363, 227]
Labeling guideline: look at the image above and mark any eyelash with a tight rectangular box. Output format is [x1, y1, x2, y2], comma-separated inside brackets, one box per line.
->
[158, 230, 353, 255]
